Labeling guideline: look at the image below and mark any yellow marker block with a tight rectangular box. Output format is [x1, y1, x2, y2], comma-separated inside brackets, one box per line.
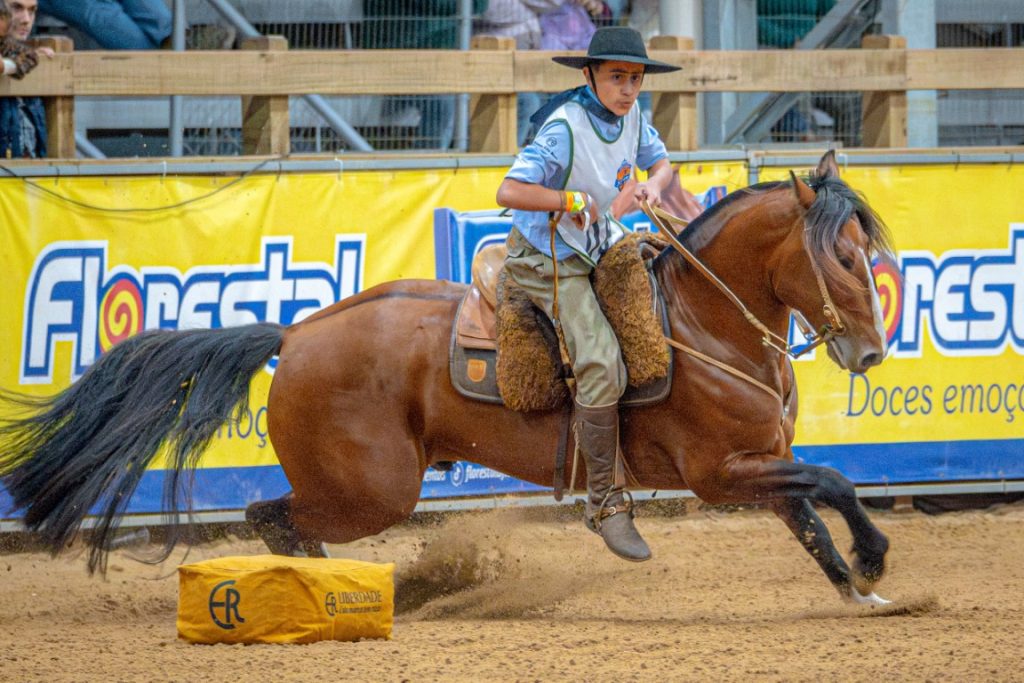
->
[178, 555, 394, 644]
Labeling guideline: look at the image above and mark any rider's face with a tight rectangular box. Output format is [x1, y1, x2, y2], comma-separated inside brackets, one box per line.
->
[8, 0, 38, 41]
[584, 60, 645, 117]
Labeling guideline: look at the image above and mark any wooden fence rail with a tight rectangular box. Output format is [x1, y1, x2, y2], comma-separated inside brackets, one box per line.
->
[1, 36, 1021, 158]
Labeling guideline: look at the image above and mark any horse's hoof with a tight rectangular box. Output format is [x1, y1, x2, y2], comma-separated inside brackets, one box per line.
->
[296, 541, 332, 559]
[245, 499, 329, 558]
[851, 554, 886, 596]
[849, 587, 892, 606]
[851, 535, 888, 595]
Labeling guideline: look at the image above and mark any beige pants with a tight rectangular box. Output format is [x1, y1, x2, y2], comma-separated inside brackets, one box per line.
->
[504, 228, 626, 407]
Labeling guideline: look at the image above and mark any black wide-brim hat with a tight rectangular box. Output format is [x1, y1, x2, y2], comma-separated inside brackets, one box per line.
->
[552, 26, 681, 74]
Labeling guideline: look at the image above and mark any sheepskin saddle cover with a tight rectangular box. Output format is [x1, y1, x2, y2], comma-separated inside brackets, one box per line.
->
[495, 231, 672, 412]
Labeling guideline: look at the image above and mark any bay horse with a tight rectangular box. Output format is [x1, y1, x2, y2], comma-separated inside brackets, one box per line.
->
[0, 151, 895, 604]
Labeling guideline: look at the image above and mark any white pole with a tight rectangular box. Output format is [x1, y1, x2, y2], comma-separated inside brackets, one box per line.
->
[881, 0, 937, 147]
[169, 0, 186, 156]
[659, 0, 702, 47]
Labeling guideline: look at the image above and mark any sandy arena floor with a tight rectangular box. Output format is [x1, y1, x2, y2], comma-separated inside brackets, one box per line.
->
[1, 500, 1023, 682]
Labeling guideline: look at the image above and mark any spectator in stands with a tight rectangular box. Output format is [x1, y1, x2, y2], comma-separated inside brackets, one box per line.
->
[37, 0, 171, 50]
[574, 0, 612, 26]
[363, 0, 487, 149]
[0, 0, 40, 80]
[758, 0, 836, 49]
[537, 2, 595, 52]
[0, 0, 52, 158]
[474, 0, 563, 146]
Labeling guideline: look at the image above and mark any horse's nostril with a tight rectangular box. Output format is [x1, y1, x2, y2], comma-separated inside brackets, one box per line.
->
[861, 352, 882, 368]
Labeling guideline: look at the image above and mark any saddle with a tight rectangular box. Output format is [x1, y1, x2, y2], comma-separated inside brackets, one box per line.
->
[450, 232, 673, 412]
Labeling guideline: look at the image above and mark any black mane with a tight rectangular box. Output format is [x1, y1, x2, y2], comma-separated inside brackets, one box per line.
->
[804, 173, 895, 290]
[654, 175, 893, 290]
[678, 181, 783, 252]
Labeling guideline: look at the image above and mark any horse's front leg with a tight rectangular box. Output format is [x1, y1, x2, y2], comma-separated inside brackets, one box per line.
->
[695, 457, 890, 600]
[767, 497, 852, 595]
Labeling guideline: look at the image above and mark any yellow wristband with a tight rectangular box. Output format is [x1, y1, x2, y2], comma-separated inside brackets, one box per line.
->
[563, 191, 574, 213]
[569, 191, 586, 214]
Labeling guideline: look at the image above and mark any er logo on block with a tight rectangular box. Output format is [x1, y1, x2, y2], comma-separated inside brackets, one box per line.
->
[208, 580, 245, 630]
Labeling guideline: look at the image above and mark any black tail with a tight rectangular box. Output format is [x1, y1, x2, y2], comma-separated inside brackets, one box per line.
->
[0, 322, 284, 573]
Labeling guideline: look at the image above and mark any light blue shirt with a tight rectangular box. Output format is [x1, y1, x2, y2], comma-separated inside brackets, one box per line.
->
[505, 86, 668, 260]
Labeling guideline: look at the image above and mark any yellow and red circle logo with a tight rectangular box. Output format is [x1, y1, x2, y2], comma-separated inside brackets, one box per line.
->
[99, 277, 144, 351]
[614, 159, 632, 191]
[872, 260, 903, 345]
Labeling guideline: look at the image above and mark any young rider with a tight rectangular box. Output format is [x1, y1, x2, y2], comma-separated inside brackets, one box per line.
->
[495, 27, 680, 562]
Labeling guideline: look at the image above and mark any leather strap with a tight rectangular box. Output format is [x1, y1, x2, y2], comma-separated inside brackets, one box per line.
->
[664, 337, 782, 408]
[642, 201, 791, 353]
[590, 490, 636, 531]
[548, 212, 576, 394]
[641, 200, 846, 358]
[552, 402, 572, 501]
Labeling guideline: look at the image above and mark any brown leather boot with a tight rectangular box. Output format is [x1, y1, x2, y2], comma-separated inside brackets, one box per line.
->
[575, 401, 651, 562]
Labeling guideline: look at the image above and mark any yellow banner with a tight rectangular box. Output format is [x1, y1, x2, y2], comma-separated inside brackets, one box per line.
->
[2, 159, 1021, 484]
[0, 167, 505, 469]
[675, 160, 749, 198]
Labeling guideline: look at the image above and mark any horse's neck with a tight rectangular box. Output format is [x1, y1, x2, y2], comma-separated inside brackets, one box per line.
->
[657, 197, 795, 365]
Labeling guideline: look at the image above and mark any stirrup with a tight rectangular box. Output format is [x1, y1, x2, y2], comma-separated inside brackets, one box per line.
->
[587, 489, 636, 532]
[584, 489, 651, 562]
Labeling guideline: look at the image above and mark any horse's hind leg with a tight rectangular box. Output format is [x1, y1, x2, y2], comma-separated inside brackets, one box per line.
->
[245, 493, 330, 558]
[698, 458, 889, 598]
[272, 427, 426, 547]
[248, 458, 421, 556]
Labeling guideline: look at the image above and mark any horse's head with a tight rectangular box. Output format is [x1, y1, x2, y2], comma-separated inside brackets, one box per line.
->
[774, 152, 895, 374]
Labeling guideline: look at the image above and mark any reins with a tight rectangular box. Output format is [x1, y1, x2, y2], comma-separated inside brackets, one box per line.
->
[548, 211, 576, 396]
[641, 199, 846, 360]
[545, 195, 837, 422]
[639, 198, 846, 422]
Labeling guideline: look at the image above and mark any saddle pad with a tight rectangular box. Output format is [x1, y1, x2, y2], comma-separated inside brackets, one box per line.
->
[449, 281, 673, 410]
[450, 285, 566, 406]
[449, 343, 504, 405]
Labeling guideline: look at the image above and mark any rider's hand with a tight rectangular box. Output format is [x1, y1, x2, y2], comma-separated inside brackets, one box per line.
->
[564, 191, 598, 230]
[634, 181, 662, 208]
[610, 178, 639, 219]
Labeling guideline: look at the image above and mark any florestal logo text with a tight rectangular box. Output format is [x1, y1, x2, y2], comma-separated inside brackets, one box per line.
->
[889, 226, 1024, 357]
[21, 236, 365, 383]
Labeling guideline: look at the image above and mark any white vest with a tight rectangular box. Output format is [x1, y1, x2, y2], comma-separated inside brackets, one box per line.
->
[550, 100, 641, 265]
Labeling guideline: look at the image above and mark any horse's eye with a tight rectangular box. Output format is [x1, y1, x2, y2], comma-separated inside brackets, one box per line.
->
[838, 255, 855, 270]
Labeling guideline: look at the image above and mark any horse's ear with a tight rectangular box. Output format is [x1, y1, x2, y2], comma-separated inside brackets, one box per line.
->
[816, 149, 840, 179]
[790, 171, 816, 209]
